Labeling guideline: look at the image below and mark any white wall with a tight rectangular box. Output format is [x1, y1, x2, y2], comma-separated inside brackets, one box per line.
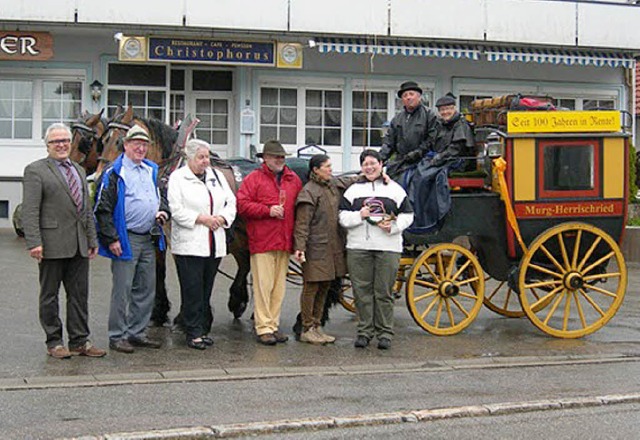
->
[578, 2, 640, 49]
[76, 0, 183, 26]
[185, 0, 288, 31]
[0, 0, 75, 22]
[290, 0, 388, 35]
[390, 0, 485, 40]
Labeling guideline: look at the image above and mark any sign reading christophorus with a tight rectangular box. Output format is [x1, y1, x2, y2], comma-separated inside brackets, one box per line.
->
[507, 110, 621, 133]
[149, 37, 275, 66]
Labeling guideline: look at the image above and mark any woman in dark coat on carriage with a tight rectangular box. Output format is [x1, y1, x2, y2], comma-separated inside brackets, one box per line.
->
[293, 154, 352, 344]
[430, 92, 475, 168]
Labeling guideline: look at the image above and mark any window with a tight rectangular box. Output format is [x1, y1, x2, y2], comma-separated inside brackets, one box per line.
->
[41, 81, 82, 135]
[260, 87, 297, 144]
[583, 99, 615, 110]
[553, 98, 576, 110]
[107, 64, 167, 120]
[195, 98, 228, 145]
[0, 200, 8, 219]
[352, 91, 388, 147]
[0, 80, 33, 139]
[539, 139, 599, 199]
[305, 90, 341, 146]
[170, 69, 185, 125]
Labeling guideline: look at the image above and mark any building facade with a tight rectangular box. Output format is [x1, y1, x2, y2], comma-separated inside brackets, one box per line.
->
[0, 0, 639, 227]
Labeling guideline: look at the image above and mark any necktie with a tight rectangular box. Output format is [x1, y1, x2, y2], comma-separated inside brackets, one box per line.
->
[61, 161, 82, 213]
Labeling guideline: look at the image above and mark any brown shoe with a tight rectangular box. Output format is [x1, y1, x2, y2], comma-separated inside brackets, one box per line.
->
[273, 330, 289, 343]
[47, 345, 71, 359]
[257, 333, 277, 346]
[70, 342, 107, 358]
[109, 339, 135, 354]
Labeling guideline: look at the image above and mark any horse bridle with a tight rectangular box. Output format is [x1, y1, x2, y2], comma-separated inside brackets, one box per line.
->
[98, 121, 132, 163]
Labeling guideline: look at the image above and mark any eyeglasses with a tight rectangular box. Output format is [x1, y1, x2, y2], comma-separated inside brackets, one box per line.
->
[47, 138, 71, 146]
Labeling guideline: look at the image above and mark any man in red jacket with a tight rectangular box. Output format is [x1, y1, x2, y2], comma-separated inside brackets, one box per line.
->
[237, 140, 302, 345]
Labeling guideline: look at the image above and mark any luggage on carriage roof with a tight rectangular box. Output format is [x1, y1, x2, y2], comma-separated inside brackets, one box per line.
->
[470, 94, 555, 126]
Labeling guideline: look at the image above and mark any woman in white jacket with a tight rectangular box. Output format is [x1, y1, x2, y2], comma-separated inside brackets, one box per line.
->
[168, 139, 236, 350]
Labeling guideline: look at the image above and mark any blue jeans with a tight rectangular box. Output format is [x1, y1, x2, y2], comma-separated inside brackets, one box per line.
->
[108, 232, 156, 342]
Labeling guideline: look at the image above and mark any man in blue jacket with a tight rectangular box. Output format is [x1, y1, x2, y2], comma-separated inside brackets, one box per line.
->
[94, 125, 170, 353]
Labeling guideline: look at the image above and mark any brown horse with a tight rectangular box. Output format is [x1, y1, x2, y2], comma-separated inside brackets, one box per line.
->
[69, 110, 107, 176]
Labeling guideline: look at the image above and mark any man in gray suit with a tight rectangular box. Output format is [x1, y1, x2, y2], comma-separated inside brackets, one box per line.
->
[22, 123, 106, 359]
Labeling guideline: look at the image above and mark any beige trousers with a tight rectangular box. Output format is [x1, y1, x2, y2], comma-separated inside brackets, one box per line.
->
[250, 251, 289, 336]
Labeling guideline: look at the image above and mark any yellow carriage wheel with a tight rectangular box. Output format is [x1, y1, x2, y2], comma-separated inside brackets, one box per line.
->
[518, 222, 627, 338]
[406, 243, 484, 335]
[337, 276, 356, 313]
[482, 277, 525, 318]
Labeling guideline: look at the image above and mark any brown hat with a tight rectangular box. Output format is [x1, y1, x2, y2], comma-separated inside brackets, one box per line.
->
[257, 140, 290, 158]
[124, 125, 150, 142]
[397, 81, 423, 98]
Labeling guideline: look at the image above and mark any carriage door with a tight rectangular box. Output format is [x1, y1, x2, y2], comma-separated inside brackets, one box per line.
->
[186, 69, 234, 158]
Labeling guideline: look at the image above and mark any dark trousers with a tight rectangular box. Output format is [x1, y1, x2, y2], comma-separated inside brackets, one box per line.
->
[38, 254, 90, 349]
[174, 254, 221, 340]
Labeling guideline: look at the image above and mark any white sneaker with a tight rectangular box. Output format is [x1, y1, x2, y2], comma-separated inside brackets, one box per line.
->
[300, 328, 326, 344]
[315, 326, 336, 343]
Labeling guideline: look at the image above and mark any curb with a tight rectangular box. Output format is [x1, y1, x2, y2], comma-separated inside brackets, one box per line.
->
[66, 392, 640, 439]
[2, 353, 639, 392]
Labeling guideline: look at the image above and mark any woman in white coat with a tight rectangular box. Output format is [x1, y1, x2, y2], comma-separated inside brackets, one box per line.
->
[168, 139, 236, 350]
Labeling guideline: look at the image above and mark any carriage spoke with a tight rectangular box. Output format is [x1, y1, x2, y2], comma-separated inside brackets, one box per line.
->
[502, 287, 513, 309]
[583, 283, 618, 299]
[456, 276, 480, 287]
[451, 259, 472, 280]
[581, 251, 615, 276]
[583, 272, 621, 281]
[562, 290, 571, 331]
[524, 279, 561, 290]
[434, 297, 444, 328]
[458, 290, 478, 300]
[414, 278, 439, 289]
[557, 232, 571, 270]
[573, 291, 587, 329]
[571, 229, 583, 270]
[421, 263, 439, 283]
[530, 285, 563, 310]
[578, 289, 606, 317]
[414, 290, 438, 302]
[420, 296, 439, 320]
[445, 300, 455, 327]
[539, 243, 567, 274]
[576, 236, 602, 272]
[445, 251, 458, 279]
[451, 297, 470, 318]
[542, 290, 566, 325]
[530, 287, 541, 301]
[486, 281, 506, 301]
[436, 253, 445, 279]
[527, 263, 564, 279]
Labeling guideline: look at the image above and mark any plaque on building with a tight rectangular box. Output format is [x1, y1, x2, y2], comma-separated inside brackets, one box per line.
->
[276, 42, 303, 69]
[118, 36, 147, 62]
[0, 31, 53, 61]
[148, 37, 275, 66]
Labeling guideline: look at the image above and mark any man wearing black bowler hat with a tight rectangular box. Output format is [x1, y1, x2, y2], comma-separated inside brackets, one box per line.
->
[380, 80, 438, 180]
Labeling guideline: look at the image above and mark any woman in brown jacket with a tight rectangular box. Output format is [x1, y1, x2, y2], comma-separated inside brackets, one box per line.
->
[294, 154, 350, 344]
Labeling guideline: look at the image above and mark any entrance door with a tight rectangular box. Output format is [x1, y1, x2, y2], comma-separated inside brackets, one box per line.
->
[189, 93, 232, 158]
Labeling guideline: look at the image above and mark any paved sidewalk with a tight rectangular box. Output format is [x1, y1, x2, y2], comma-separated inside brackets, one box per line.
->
[2, 227, 640, 382]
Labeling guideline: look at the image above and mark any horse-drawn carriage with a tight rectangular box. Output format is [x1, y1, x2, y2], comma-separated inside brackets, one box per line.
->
[340, 99, 630, 339]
